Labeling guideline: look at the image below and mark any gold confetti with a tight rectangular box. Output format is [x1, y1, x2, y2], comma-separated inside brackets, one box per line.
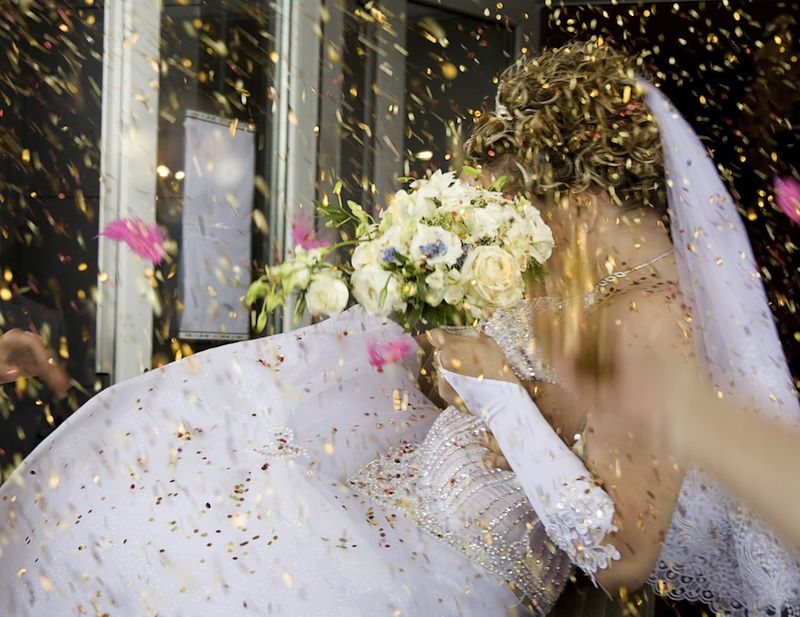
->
[39, 574, 53, 591]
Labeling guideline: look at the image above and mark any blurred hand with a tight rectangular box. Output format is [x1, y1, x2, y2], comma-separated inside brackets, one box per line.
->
[534, 295, 701, 456]
[426, 328, 516, 470]
[0, 329, 70, 399]
[426, 328, 521, 411]
[426, 328, 519, 383]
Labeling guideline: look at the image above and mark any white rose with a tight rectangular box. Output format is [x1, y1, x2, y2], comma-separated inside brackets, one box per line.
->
[305, 274, 349, 317]
[409, 224, 463, 267]
[351, 241, 382, 269]
[464, 202, 514, 241]
[461, 246, 523, 309]
[351, 266, 406, 317]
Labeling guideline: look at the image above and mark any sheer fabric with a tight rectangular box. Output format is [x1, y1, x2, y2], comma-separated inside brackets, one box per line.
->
[643, 81, 800, 615]
[349, 404, 572, 614]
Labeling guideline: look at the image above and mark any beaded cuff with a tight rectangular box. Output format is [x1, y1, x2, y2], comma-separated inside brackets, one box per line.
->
[542, 478, 620, 580]
[482, 299, 560, 384]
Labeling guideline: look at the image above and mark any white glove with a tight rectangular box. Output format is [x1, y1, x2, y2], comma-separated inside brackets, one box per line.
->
[440, 367, 620, 581]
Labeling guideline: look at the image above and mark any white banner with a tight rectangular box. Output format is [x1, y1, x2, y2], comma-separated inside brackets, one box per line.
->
[179, 112, 255, 340]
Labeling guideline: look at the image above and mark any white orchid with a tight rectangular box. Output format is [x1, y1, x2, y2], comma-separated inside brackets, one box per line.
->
[387, 188, 436, 221]
[504, 205, 555, 267]
[464, 202, 515, 242]
[411, 169, 457, 203]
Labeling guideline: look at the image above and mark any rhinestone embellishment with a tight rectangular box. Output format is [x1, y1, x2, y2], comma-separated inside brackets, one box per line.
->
[348, 406, 571, 614]
[253, 427, 307, 459]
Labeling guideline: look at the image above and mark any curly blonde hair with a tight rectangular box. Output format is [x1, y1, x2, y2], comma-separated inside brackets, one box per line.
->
[466, 41, 665, 211]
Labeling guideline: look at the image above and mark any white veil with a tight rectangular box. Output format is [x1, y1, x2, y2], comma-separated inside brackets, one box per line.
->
[642, 82, 800, 614]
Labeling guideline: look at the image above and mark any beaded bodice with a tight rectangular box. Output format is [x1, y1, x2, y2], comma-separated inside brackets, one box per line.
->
[348, 406, 572, 614]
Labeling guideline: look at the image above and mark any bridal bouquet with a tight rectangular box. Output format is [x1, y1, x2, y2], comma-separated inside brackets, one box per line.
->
[246, 170, 554, 331]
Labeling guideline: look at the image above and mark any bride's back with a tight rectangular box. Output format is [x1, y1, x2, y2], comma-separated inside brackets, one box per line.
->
[553, 277, 690, 592]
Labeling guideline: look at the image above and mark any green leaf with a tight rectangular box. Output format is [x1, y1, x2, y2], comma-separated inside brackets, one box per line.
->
[405, 303, 423, 330]
[461, 165, 480, 178]
[245, 279, 268, 306]
[265, 291, 284, 312]
[415, 273, 428, 300]
[491, 174, 509, 192]
[255, 310, 268, 333]
[523, 260, 546, 285]
[293, 294, 306, 322]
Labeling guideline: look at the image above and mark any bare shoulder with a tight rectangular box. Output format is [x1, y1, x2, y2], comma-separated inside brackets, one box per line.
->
[602, 280, 695, 364]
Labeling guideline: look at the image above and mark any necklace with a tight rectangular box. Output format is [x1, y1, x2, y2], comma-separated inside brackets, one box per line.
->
[585, 249, 674, 306]
[594, 249, 674, 289]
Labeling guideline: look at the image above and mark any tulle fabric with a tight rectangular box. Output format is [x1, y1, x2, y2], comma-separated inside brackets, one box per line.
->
[0, 307, 520, 616]
[643, 82, 800, 615]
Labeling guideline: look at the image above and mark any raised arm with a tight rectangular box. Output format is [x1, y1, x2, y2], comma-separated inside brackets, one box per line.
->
[670, 388, 800, 552]
[438, 366, 621, 582]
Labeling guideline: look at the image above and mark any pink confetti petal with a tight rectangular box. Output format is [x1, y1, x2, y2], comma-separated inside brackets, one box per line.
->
[367, 337, 415, 369]
[775, 176, 800, 225]
[100, 217, 167, 265]
[292, 213, 330, 250]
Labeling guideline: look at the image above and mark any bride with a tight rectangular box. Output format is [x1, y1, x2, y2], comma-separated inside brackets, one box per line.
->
[436, 41, 800, 615]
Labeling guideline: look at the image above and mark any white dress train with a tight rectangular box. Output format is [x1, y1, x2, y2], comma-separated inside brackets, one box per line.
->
[0, 308, 526, 616]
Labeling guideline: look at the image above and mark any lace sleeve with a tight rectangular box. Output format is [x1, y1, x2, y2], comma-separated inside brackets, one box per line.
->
[544, 478, 620, 577]
[440, 368, 620, 582]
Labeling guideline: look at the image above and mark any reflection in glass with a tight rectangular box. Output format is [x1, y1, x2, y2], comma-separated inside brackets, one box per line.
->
[153, 0, 276, 365]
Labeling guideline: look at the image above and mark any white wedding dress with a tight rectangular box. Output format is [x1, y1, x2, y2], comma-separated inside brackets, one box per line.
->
[0, 306, 570, 617]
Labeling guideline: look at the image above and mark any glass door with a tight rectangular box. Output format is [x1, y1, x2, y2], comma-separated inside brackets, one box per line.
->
[317, 0, 519, 219]
[0, 0, 103, 474]
[152, 0, 278, 366]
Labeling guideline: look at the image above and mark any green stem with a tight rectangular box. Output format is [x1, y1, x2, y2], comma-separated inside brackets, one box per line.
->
[328, 239, 359, 250]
